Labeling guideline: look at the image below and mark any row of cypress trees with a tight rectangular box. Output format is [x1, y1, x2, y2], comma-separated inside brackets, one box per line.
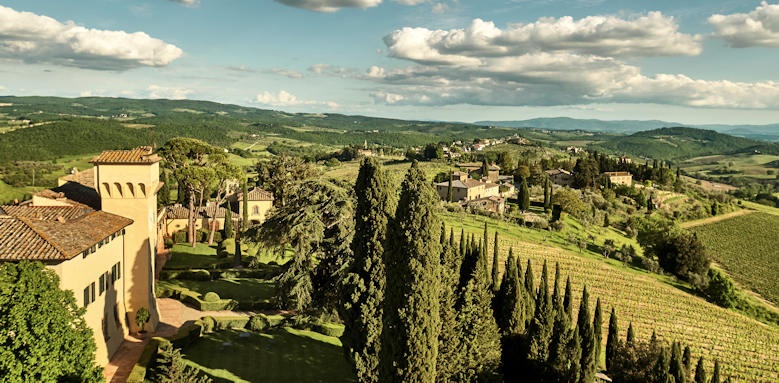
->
[340, 157, 730, 383]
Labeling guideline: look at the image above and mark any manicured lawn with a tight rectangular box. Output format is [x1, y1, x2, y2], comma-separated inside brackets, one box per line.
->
[182, 327, 354, 383]
[158, 278, 276, 304]
[165, 243, 226, 269]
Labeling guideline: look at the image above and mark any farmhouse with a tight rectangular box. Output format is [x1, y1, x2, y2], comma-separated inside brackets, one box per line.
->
[435, 177, 500, 202]
[467, 195, 506, 214]
[603, 171, 633, 186]
[545, 168, 573, 187]
[0, 147, 162, 367]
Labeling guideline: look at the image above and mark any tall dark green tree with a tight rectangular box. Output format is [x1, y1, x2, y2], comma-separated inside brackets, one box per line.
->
[524, 259, 536, 325]
[626, 322, 636, 348]
[491, 231, 500, 293]
[0, 261, 103, 382]
[710, 360, 721, 383]
[527, 260, 554, 363]
[447, 174, 453, 203]
[454, 236, 503, 382]
[519, 177, 530, 211]
[682, 346, 692, 376]
[341, 157, 395, 383]
[593, 298, 603, 370]
[694, 357, 706, 383]
[543, 177, 551, 212]
[669, 342, 687, 383]
[652, 348, 671, 383]
[437, 227, 464, 383]
[380, 162, 442, 383]
[563, 276, 574, 321]
[223, 203, 234, 239]
[578, 286, 597, 383]
[241, 181, 249, 230]
[496, 248, 526, 336]
[606, 308, 620, 372]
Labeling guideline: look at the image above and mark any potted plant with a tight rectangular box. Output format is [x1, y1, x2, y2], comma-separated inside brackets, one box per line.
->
[135, 307, 150, 336]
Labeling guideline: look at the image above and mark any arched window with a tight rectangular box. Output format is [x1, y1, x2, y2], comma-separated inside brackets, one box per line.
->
[126, 183, 135, 197]
[252, 206, 260, 214]
[113, 182, 123, 197]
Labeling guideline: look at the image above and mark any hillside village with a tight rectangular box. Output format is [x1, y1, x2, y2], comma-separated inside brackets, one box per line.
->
[0, 99, 777, 383]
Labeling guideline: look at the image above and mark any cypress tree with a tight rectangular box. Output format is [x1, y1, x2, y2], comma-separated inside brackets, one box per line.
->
[578, 286, 596, 383]
[694, 357, 706, 383]
[551, 262, 562, 308]
[652, 348, 671, 383]
[241, 181, 249, 230]
[606, 307, 619, 372]
[543, 177, 551, 212]
[524, 259, 536, 325]
[563, 276, 574, 321]
[455, 237, 502, 381]
[669, 342, 687, 383]
[626, 322, 636, 348]
[682, 346, 692, 375]
[491, 231, 500, 293]
[223, 203, 234, 239]
[519, 177, 530, 211]
[459, 229, 466, 262]
[437, 227, 464, 383]
[527, 260, 554, 363]
[603, 213, 610, 228]
[379, 162, 441, 383]
[548, 266, 577, 382]
[447, 173, 453, 203]
[496, 248, 526, 335]
[710, 360, 721, 383]
[341, 157, 395, 383]
[592, 298, 603, 370]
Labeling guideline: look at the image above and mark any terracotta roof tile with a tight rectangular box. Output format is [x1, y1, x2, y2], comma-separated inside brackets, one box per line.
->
[245, 187, 273, 201]
[0, 206, 132, 261]
[91, 146, 160, 165]
[59, 168, 95, 188]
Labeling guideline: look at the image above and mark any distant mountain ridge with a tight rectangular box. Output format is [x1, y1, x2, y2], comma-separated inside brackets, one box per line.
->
[477, 117, 779, 142]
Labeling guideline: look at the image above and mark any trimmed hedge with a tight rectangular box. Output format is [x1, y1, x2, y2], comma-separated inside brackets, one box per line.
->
[214, 316, 250, 330]
[126, 337, 163, 383]
[313, 323, 345, 338]
[160, 269, 213, 280]
[160, 266, 282, 281]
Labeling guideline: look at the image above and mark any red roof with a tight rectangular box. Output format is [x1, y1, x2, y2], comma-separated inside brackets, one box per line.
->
[91, 146, 160, 164]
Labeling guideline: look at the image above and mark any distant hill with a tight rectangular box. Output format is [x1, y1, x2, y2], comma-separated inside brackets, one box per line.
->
[477, 117, 779, 142]
[590, 127, 779, 161]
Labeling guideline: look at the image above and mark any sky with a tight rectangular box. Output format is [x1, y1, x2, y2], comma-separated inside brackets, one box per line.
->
[1, 0, 779, 125]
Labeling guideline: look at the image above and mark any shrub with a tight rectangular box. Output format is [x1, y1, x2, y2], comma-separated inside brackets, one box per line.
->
[126, 337, 162, 383]
[550, 220, 566, 232]
[213, 316, 250, 330]
[248, 314, 272, 332]
[313, 323, 345, 338]
[164, 237, 174, 249]
[706, 269, 737, 308]
[170, 322, 203, 349]
[212, 230, 223, 243]
[201, 316, 216, 333]
[173, 230, 187, 244]
[203, 292, 220, 302]
[177, 269, 211, 281]
[221, 238, 236, 255]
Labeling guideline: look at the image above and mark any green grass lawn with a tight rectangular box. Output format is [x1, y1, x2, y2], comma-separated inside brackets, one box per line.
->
[158, 278, 276, 304]
[164, 243, 227, 269]
[182, 327, 354, 383]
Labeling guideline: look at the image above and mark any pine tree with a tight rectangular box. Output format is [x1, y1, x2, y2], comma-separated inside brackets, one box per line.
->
[379, 162, 441, 383]
[606, 307, 619, 372]
[455, 237, 502, 381]
[710, 360, 721, 383]
[592, 298, 603, 370]
[694, 357, 706, 383]
[527, 260, 554, 363]
[578, 286, 596, 383]
[491, 231, 500, 293]
[342, 157, 395, 383]
[223, 203, 234, 239]
[519, 177, 530, 211]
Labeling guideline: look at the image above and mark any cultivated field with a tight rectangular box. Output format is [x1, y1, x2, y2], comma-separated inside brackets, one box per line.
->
[445, 212, 779, 383]
[689, 212, 779, 307]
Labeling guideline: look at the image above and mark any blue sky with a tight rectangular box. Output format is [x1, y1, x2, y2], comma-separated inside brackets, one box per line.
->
[1, 0, 779, 125]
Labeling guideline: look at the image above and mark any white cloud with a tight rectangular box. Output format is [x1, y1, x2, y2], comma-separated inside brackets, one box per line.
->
[395, 0, 427, 5]
[308, 64, 359, 77]
[253, 90, 339, 108]
[0, 5, 183, 70]
[147, 85, 193, 99]
[270, 68, 304, 79]
[384, 13, 701, 64]
[275, 0, 382, 13]
[431, 3, 448, 14]
[169, 0, 200, 7]
[709, 1, 779, 47]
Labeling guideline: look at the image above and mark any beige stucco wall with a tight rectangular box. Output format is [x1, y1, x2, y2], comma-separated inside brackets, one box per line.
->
[240, 200, 273, 224]
[94, 163, 160, 332]
[610, 175, 632, 186]
[47, 233, 127, 366]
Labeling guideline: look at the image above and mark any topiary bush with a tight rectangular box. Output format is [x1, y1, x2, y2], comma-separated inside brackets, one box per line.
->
[248, 314, 271, 332]
[173, 230, 187, 244]
[203, 292, 220, 302]
[201, 316, 216, 333]
[313, 322, 345, 338]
